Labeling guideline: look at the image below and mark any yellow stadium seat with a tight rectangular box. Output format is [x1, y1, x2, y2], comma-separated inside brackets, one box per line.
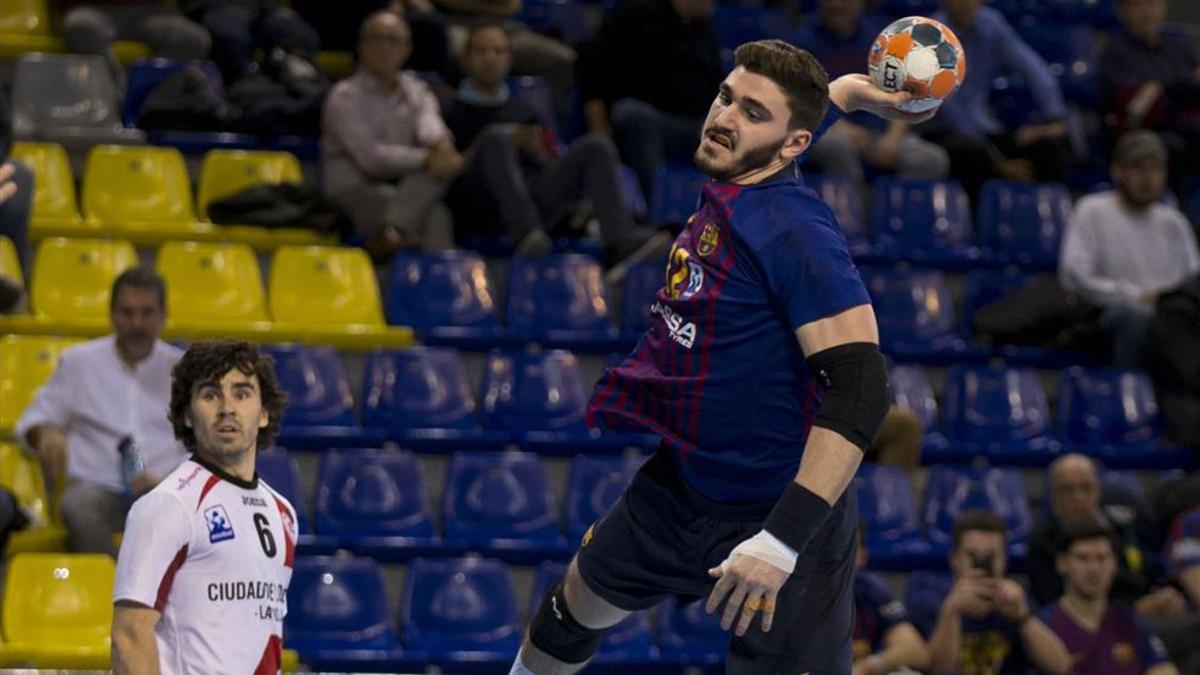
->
[0, 0, 66, 59]
[82, 145, 213, 244]
[0, 335, 79, 438]
[112, 40, 151, 66]
[267, 246, 413, 349]
[9, 141, 94, 239]
[196, 150, 303, 221]
[0, 553, 114, 669]
[0, 442, 67, 554]
[157, 241, 272, 334]
[0, 236, 22, 287]
[29, 237, 137, 322]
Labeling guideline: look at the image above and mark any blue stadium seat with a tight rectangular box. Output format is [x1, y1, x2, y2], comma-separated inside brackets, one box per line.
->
[286, 556, 404, 670]
[255, 448, 309, 535]
[400, 557, 521, 666]
[618, 165, 648, 221]
[855, 464, 936, 570]
[977, 181, 1070, 269]
[123, 59, 257, 152]
[649, 166, 706, 225]
[942, 364, 1061, 466]
[922, 466, 1032, 561]
[361, 347, 507, 451]
[871, 178, 979, 267]
[1015, 18, 1101, 103]
[620, 256, 666, 342]
[656, 597, 730, 666]
[807, 175, 871, 257]
[902, 571, 952, 637]
[442, 451, 568, 562]
[262, 344, 385, 449]
[712, 4, 789, 61]
[312, 448, 441, 559]
[530, 562, 656, 663]
[564, 455, 644, 543]
[384, 251, 504, 348]
[506, 254, 621, 351]
[888, 364, 955, 462]
[1058, 368, 1193, 469]
[861, 268, 973, 362]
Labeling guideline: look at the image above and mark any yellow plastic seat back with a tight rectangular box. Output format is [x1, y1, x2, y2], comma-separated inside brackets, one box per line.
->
[269, 246, 385, 326]
[0, 236, 22, 286]
[2, 553, 115, 646]
[0, 335, 78, 436]
[0, 0, 52, 35]
[157, 241, 268, 324]
[0, 442, 50, 524]
[9, 141, 88, 231]
[196, 150, 303, 222]
[82, 145, 196, 228]
[30, 238, 137, 320]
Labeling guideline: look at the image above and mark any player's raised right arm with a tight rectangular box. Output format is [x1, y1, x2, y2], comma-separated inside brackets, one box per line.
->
[112, 602, 162, 675]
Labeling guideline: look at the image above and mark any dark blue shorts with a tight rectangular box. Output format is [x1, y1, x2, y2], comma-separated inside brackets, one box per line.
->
[576, 450, 858, 674]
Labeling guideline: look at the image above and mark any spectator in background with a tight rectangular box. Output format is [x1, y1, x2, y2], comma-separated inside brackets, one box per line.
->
[1059, 130, 1200, 368]
[14, 267, 187, 556]
[1040, 519, 1179, 675]
[322, 10, 459, 258]
[577, 0, 722, 197]
[180, 0, 320, 85]
[1166, 505, 1200, 608]
[1100, 0, 1200, 197]
[442, 23, 670, 264]
[923, 0, 1070, 199]
[293, 0, 454, 82]
[791, 0, 949, 185]
[853, 526, 932, 675]
[58, 0, 210, 85]
[917, 510, 1071, 675]
[0, 90, 33, 313]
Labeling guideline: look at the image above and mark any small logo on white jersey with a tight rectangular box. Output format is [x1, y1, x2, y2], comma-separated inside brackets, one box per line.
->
[651, 301, 697, 349]
[177, 465, 203, 490]
[205, 505, 236, 543]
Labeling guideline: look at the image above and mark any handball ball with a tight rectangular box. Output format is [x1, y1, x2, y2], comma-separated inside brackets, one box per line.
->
[868, 16, 966, 113]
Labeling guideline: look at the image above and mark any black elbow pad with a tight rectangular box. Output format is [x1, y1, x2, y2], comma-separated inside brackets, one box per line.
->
[806, 342, 890, 449]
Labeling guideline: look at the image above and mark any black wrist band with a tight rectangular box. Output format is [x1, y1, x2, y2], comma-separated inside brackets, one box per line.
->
[763, 482, 833, 555]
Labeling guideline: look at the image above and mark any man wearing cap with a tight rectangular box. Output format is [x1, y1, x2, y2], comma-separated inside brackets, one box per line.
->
[1059, 130, 1200, 368]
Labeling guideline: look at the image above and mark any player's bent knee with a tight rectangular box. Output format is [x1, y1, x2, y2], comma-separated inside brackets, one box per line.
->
[527, 581, 604, 665]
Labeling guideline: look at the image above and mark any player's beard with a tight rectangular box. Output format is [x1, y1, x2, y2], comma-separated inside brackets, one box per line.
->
[694, 133, 787, 182]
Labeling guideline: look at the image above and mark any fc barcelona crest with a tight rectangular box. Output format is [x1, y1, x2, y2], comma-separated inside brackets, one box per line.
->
[697, 222, 719, 256]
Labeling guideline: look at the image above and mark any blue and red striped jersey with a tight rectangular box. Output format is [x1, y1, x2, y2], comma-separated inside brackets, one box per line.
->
[588, 162, 871, 503]
[1038, 602, 1170, 674]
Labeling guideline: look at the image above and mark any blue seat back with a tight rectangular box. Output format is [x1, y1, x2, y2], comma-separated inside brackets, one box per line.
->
[443, 451, 560, 543]
[256, 448, 308, 533]
[314, 448, 434, 537]
[401, 557, 521, 653]
[621, 257, 666, 337]
[124, 59, 224, 127]
[262, 344, 355, 427]
[361, 347, 477, 431]
[862, 268, 957, 344]
[1059, 368, 1161, 447]
[286, 556, 398, 650]
[923, 466, 1032, 550]
[506, 254, 616, 339]
[943, 365, 1051, 444]
[889, 364, 940, 430]
[565, 455, 643, 542]
[977, 181, 1070, 261]
[960, 269, 1032, 334]
[872, 178, 972, 255]
[649, 167, 706, 224]
[854, 464, 921, 545]
[479, 350, 588, 431]
[384, 251, 500, 334]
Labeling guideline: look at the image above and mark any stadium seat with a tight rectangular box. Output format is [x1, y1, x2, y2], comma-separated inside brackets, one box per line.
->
[0, 553, 114, 669]
[268, 246, 413, 350]
[312, 447, 440, 559]
[442, 451, 568, 562]
[861, 267, 972, 362]
[260, 344, 383, 449]
[156, 241, 272, 334]
[888, 363, 955, 462]
[530, 562, 656, 663]
[7, 141, 90, 238]
[31, 237, 137, 324]
[620, 256, 666, 342]
[0, 443, 68, 554]
[656, 597, 730, 666]
[0, 236, 21, 287]
[649, 166, 706, 224]
[361, 347, 506, 451]
[285, 556, 404, 670]
[1058, 368, 1193, 469]
[0, 335, 78, 438]
[808, 175, 871, 256]
[854, 464, 936, 569]
[383, 251, 504, 348]
[942, 364, 1061, 466]
[399, 557, 521, 664]
[1015, 18, 1101, 102]
[81, 144, 211, 241]
[712, 4, 789, 55]
[564, 454, 644, 543]
[506, 254, 621, 351]
[0, 0, 65, 58]
[255, 448, 309, 534]
[871, 178, 978, 267]
[11, 53, 143, 144]
[122, 59, 258, 154]
[977, 181, 1070, 269]
[922, 466, 1032, 560]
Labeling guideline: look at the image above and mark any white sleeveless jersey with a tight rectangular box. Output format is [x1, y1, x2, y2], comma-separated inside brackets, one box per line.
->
[113, 455, 297, 675]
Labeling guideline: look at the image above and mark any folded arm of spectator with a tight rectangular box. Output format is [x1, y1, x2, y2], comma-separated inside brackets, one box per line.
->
[1059, 208, 1144, 307]
[324, 83, 449, 180]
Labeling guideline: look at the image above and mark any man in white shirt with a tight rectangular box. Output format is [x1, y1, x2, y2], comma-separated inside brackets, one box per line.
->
[112, 340, 296, 675]
[1059, 130, 1200, 368]
[15, 266, 188, 555]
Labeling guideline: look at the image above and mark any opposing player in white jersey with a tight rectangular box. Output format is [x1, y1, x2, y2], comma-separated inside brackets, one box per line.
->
[112, 340, 295, 675]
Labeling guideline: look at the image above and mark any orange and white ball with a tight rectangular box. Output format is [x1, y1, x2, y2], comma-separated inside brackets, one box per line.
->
[868, 16, 966, 113]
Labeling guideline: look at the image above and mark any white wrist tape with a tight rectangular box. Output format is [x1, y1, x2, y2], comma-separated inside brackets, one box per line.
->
[718, 529, 799, 575]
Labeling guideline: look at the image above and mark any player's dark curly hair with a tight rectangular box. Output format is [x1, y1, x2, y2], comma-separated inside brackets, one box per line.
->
[168, 340, 287, 452]
[734, 40, 829, 132]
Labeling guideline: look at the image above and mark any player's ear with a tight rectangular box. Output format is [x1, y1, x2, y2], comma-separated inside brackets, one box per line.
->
[780, 128, 812, 161]
[259, 408, 269, 429]
[184, 411, 193, 428]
